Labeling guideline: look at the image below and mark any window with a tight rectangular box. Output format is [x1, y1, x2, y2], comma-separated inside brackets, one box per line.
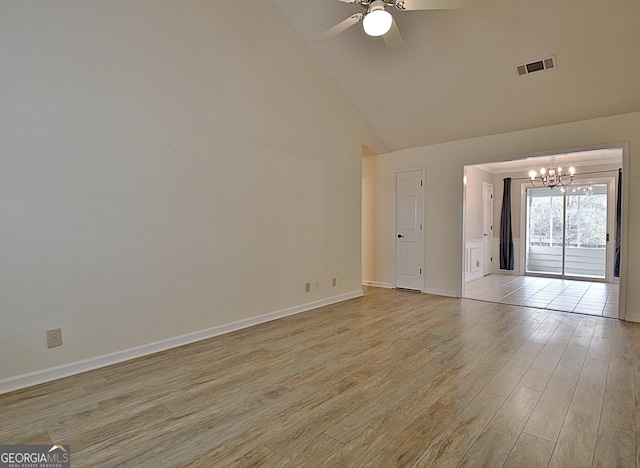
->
[526, 184, 608, 279]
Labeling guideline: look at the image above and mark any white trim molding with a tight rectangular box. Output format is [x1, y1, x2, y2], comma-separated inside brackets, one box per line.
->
[624, 313, 640, 324]
[0, 290, 363, 394]
[423, 287, 458, 298]
[362, 280, 394, 289]
[465, 239, 484, 282]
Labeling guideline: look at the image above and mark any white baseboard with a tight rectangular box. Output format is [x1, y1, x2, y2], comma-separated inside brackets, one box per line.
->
[362, 280, 393, 289]
[624, 313, 640, 323]
[465, 271, 484, 282]
[0, 290, 363, 395]
[423, 288, 458, 298]
[362, 280, 457, 298]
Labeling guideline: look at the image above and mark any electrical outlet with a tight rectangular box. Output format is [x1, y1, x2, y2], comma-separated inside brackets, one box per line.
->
[305, 282, 310, 293]
[315, 282, 319, 291]
[332, 277, 337, 287]
[47, 328, 62, 348]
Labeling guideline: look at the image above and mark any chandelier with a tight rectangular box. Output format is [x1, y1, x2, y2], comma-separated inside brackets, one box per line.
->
[571, 185, 594, 196]
[528, 157, 575, 189]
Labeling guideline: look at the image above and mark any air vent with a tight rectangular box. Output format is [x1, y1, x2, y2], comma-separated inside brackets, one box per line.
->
[516, 56, 556, 76]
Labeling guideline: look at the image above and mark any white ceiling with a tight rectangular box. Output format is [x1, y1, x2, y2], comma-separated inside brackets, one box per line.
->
[272, 0, 640, 152]
[472, 148, 622, 174]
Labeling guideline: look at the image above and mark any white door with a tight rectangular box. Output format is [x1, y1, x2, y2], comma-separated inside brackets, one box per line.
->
[482, 183, 493, 275]
[395, 169, 424, 291]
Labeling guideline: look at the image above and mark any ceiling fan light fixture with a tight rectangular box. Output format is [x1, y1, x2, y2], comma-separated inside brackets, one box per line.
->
[314, 0, 467, 47]
[363, 5, 392, 36]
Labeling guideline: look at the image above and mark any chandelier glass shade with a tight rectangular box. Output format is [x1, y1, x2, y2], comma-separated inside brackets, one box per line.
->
[529, 157, 575, 190]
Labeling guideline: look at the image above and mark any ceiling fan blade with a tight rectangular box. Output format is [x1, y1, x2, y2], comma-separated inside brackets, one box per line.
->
[398, 0, 467, 10]
[314, 13, 365, 44]
[335, 0, 361, 4]
[383, 17, 404, 49]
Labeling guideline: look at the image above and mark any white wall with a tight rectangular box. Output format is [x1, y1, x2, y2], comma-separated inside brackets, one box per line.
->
[362, 155, 395, 287]
[462, 166, 494, 281]
[0, 1, 386, 386]
[464, 165, 494, 242]
[362, 112, 639, 315]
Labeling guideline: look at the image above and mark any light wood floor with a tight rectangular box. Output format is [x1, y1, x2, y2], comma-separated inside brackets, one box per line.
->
[2, 286, 639, 467]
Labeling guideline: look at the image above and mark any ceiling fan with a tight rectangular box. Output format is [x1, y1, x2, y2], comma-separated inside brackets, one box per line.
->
[314, 0, 467, 49]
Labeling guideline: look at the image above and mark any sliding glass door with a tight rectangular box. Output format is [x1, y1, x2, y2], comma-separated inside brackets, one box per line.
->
[525, 183, 609, 279]
[564, 185, 608, 277]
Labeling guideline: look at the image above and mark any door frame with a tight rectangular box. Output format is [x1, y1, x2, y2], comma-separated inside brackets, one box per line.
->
[393, 166, 425, 291]
[460, 142, 628, 321]
[482, 182, 494, 276]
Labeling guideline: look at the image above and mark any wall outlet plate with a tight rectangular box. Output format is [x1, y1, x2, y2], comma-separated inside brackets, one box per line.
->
[47, 328, 62, 348]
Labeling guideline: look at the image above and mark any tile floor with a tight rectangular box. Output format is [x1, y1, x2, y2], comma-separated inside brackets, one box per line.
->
[464, 274, 619, 317]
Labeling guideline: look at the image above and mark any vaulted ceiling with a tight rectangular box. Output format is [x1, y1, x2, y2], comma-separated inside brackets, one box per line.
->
[272, 0, 640, 152]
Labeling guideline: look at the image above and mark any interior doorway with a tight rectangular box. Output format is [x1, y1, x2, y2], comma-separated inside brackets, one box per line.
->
[462, 147, 624, 318]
